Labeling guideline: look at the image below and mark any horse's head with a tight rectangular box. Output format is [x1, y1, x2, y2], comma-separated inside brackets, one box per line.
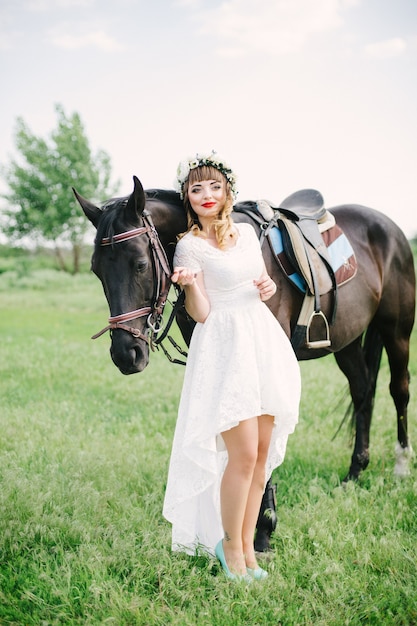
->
[74, 176, 174, 374]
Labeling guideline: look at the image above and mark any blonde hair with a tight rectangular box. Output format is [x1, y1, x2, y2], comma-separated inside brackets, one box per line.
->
[181, 165, 236, 249]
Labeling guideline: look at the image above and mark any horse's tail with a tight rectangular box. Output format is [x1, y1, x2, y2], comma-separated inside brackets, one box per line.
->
[333, 324, 384, 438]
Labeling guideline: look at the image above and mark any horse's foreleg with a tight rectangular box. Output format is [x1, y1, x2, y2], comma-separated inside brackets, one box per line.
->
[335, 335, 381, 481]
[254, 479, 277, 552]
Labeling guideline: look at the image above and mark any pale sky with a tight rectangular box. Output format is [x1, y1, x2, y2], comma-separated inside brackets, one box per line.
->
[1, 0, 417, 236]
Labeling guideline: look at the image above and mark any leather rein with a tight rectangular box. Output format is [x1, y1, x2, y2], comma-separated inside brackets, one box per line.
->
[91, 209, 176, 352]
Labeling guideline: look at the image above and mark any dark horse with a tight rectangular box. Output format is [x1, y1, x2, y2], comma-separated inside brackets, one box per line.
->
[74, 176, 415, 551]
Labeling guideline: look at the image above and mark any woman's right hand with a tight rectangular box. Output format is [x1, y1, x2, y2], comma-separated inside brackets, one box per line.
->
[172, 266, 210, 323]
[171, 266, 197, 287]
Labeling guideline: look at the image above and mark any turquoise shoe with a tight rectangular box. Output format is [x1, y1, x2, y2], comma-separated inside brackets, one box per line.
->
[246, 566, 268, 580]
[215, 540, 252, 583]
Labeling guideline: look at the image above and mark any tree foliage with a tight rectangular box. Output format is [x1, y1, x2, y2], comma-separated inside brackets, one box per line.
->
[1, 104, 119, 272]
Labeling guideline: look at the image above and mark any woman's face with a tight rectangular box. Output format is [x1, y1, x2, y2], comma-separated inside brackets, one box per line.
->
[187, 178, 227, 222]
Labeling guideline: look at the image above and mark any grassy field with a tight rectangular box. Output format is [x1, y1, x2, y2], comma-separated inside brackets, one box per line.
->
[0, 262, 416, 625]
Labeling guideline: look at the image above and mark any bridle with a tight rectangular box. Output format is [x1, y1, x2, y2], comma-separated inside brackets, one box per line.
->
[91, 209, 175, 350]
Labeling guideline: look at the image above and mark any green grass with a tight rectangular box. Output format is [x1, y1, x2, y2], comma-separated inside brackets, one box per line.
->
[0, 266, 416, 625]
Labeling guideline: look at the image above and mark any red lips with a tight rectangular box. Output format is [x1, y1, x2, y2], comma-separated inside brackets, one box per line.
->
[202, 202, 216, 208]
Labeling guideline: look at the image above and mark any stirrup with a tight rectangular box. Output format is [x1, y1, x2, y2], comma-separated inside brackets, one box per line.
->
[306, 310, 331, 349]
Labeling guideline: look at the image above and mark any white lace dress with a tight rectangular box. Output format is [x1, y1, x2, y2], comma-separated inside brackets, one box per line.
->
[163, 222, 301, 555]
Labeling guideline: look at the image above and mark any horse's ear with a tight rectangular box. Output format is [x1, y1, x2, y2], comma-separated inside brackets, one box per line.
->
[72, 188, 102, 229]
[125, 176, 146, 223]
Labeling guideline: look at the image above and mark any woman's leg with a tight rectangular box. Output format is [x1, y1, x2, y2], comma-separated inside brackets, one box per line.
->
[220, 417, 258, 575]
[242, 414, 274, 569]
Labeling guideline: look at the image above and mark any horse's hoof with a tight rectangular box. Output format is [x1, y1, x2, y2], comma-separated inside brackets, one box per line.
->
[254, 533, 272, 553]
[394, 443, 414, 477]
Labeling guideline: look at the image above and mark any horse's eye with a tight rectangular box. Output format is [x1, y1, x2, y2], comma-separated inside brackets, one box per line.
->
[136, 259, 148, 273]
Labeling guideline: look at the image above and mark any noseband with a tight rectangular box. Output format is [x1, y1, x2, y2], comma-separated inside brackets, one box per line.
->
[91, 209, 172, 347]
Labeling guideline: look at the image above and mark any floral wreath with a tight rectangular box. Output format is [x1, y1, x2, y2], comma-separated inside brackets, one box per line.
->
[174, 150, 238, 199]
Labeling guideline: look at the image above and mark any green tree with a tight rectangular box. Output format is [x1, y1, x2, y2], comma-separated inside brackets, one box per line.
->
[1, 104, 119, 272]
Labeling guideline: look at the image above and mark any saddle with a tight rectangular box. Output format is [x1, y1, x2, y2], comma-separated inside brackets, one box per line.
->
[234, 190, 357, 350]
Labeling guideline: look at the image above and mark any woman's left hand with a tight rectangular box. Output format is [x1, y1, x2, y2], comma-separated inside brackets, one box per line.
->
[254, 274, 277, 302]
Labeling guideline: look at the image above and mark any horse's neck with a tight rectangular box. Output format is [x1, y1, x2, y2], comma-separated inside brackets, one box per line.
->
[147, 199, 187, 251]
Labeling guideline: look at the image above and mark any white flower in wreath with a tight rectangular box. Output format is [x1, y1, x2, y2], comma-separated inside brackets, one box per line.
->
[189, 158, 200, 170]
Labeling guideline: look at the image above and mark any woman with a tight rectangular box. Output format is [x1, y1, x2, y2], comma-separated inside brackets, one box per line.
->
[163, 151, 301, 582]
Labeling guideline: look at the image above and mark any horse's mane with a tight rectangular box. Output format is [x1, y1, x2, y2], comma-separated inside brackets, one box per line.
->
[95, 196, 128, 245]
[95, 188, 184, 246]
[145, 188, 183, 207]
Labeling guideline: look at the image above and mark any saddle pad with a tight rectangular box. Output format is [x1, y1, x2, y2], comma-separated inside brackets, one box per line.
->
[321, 224, 357, 286]
[269, 223, 357, 293]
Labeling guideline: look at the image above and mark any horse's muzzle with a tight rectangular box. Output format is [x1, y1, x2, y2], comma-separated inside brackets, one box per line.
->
[110, 334, 149, 374]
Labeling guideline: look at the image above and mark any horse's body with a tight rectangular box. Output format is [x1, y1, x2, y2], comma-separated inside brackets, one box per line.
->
[74, 177, 415, 551]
